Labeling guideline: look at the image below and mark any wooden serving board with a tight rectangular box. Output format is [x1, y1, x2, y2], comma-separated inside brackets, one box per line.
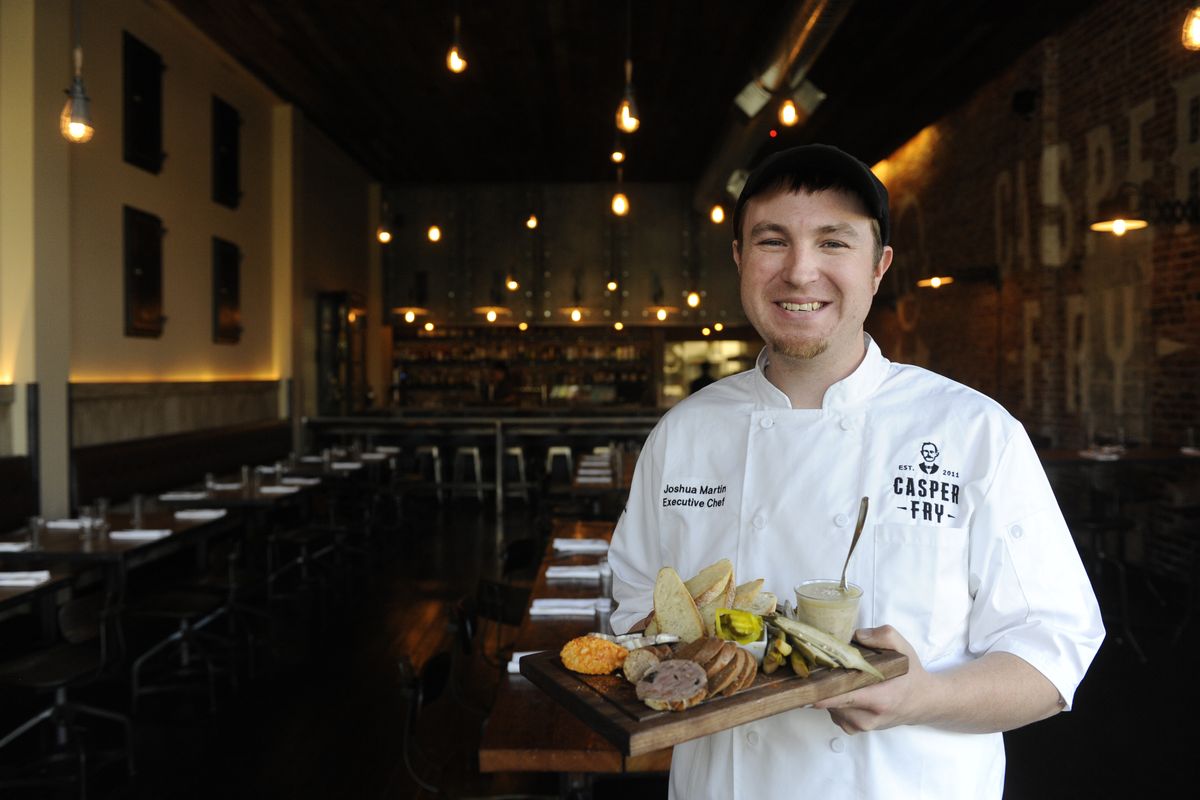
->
[520, 646, 908, 756]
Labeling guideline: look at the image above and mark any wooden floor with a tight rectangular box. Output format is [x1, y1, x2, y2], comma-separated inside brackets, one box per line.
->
[3, 495, 1195, 798]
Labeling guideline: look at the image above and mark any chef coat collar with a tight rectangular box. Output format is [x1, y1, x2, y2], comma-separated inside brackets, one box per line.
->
[753, 334, 890, 410]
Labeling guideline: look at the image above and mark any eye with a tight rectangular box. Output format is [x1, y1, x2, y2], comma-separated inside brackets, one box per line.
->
[820, 239, 849, 249]
[756, 237, 786, 248]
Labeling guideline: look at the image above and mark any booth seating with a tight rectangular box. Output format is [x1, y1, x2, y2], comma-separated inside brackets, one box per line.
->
[73, 421, 291, 508]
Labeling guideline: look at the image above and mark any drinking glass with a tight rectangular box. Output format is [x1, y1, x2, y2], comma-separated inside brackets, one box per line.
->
[131, 494, 145, 529]
[27, 516, 43, 549]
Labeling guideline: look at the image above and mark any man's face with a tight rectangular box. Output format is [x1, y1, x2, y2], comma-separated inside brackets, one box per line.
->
[921, 444, 938, 462]
[734, 187, 892, 365]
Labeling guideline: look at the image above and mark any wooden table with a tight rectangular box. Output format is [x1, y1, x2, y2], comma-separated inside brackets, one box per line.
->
[478, 519, 672, 777]
[0, 568, 74, 639]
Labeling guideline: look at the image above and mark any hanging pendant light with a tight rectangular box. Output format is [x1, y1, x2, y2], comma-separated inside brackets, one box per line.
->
[611, 135, 627, 164]
[615, 0, 640, 133]
[645, 275, 678, 322]
[1184, 6, 1200, 50]
[611, 167, 630, 216]
[60, 0, 94, 143]
[446, 6, 468, 73]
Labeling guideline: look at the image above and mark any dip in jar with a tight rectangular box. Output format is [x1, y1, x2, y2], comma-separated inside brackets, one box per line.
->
[794, 579, 862, 643]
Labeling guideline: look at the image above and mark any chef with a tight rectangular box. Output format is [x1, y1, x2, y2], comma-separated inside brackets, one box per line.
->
[608, 144, 1104, 800]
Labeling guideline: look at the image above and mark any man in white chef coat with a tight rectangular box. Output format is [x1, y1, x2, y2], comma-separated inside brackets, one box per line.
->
[607, 144, 1104, 799]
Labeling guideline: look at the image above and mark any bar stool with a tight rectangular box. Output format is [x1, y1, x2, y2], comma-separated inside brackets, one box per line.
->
[545, 446, 573, 484]
[452, 446, 485, 502]
[503, 446, 530, 502]
[415, 445, 444, 503]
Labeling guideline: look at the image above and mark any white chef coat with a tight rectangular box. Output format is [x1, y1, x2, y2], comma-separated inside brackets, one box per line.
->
[608, 336, 1104, 800]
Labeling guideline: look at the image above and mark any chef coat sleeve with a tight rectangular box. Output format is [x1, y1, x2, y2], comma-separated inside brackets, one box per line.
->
[608, 425, 664, 635]
[966, 426, 1105, 711]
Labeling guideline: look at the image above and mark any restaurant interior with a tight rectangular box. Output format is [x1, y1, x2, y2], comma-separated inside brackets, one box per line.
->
[1, 0, 1197, 796]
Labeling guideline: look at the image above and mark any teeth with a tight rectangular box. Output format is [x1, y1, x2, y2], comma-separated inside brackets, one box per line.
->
[779, 301, 824, 312]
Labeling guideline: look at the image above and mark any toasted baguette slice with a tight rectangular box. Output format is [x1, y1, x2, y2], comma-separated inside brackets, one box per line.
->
[654, 567, 705, 643]
[707, 649, 742, 696]
[698, 596, 726, 637]
[732, 579, 764, 610]
[684, 559, 734, 607]
[703, 640, 738, 679]
[744, 591, 777, 616]
[733, 648, 758, 694]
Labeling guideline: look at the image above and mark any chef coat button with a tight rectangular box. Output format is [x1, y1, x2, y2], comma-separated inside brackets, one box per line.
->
[830, 737, 845, 753]
[834, 513, 850, 527]
[1011, 525, 1024, 539]
[760, 417, 774, 429]
[839, 419, 853, 431]
[746, 730, 759, 746]
[752, 514, 766, 530]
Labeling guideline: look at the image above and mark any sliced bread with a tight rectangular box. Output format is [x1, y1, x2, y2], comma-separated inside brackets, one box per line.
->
[684, 559, 734, 607]
[653, 567, 705, 643]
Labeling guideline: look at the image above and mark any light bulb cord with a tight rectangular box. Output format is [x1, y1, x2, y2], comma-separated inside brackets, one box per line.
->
[71, 0, 84, 76]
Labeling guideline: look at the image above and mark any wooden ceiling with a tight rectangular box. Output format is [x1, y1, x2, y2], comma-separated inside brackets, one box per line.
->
[167, 0, 1098, 184]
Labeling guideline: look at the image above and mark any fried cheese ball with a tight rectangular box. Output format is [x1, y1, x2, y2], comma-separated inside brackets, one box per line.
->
[560, 635, 629, 675]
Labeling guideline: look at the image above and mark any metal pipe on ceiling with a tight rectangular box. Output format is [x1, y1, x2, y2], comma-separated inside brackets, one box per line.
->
[691, 0, 855, 217]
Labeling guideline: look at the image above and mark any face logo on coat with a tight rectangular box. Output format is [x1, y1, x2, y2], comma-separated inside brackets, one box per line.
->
[919, 442, 940, 475]
[891, 441, 962, 524]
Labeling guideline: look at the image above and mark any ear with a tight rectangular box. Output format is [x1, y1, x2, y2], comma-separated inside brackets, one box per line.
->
[872, 246, 894, 295]
[732, 240, 743, 275]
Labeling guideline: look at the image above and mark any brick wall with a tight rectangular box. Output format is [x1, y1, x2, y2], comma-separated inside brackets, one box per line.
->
[867, 0, 1200, 448]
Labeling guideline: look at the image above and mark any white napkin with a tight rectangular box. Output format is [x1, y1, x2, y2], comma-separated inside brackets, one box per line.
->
[258, 485, 300, 495]
[301, 456, 324, 463]
[0, 542, 31, 552]
[209, 482, 243, 491]
[331, 462, 364, 470]
[552, 538, 608, 554]
[1182, 446, 1200, 457]
[375, 446, 400, 454]
[1078, 449, 1120, 461]
[281, 476, 321, 486]
[506, 651, 541, 674]
[546, 565, 601, 580]
[46, 519, 85, 531]
[575, 475, 612, 484]
[159, 491, 207, 502]
[174, 509, 227, 521]
[529, 598, 601, 617]
[0, 570, 51, 587]
[109, 529, 172, 541]
[359, 452, 386, 461]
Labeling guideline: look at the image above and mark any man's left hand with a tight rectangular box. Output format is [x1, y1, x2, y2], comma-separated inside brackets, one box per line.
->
[811, 625, 930, 734]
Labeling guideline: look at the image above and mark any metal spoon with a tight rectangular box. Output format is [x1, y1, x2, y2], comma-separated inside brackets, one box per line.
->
[839, 496, 869, 592]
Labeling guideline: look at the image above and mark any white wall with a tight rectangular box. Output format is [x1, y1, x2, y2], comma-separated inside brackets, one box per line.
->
[69, 0, 278, 381]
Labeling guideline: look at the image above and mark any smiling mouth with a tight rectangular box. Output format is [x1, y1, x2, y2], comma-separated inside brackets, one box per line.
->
[778, 301, 826, 312]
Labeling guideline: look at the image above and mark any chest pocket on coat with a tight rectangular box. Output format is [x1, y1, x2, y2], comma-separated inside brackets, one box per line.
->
[870, 522, 971, 665]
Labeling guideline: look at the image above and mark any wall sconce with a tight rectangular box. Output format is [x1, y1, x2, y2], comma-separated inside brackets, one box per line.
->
[685, 290, 701, 308]
[1088, 182, 1200, 236]
[709, 205, 725, 224]
[916, 264, 998, 289]
[427, 225, 443, 242]
[1089, 183, 1149, 236]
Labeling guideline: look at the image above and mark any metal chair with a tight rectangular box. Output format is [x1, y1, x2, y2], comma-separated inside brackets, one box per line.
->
[0, 591, 135, 796]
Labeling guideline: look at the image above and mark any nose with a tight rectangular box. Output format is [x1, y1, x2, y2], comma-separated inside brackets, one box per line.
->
[778, 244, 820, 286]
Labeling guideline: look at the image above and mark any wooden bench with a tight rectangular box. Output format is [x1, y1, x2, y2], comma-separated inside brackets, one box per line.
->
[72, 420, 292, 506]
